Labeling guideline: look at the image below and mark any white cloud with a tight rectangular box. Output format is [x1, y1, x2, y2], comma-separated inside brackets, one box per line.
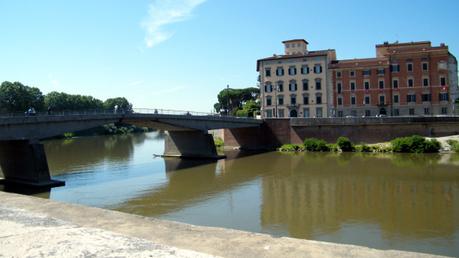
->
[141, 0, 206, 48]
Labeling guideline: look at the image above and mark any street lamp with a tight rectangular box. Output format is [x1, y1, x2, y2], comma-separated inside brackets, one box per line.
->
[226, 84, 230, 116]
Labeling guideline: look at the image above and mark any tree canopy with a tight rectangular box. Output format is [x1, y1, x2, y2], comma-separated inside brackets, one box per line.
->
[214, 87, 259, 116]
[0, 81, 133, 113]
[0, 81, 44, 112]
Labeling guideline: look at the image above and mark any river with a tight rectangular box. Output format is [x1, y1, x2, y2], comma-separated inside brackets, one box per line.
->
[4, 132, 459, 256]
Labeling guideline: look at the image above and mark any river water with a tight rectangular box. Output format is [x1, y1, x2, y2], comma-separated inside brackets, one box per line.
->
[5, 132, 459, 256]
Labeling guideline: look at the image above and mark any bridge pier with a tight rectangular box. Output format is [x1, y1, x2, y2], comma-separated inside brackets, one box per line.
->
[164, 131, 223, 159]
[0, 140, 64, 188]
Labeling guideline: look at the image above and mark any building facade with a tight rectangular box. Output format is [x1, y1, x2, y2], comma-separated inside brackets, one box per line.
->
[330, 41, 458, 117]
[257, 40, 336, 118]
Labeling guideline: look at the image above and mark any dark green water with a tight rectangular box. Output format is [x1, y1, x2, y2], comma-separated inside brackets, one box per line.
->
[6, 132, 459, 256]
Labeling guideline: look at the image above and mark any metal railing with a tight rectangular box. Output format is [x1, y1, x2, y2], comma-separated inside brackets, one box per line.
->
[0, 108, 260, 120]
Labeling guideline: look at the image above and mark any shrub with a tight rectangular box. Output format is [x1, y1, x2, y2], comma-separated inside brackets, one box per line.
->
[214, 137, 224, 148]
[63, 132, 75, 138]
[447, 139, 459, 153]
[355, 144, 372, 152]
[279, 144, 304, 152]
[303, 138, 329, 152]
[327, 143, 339, 152]
[336, 137, 354, 152]
[391, 135, 440, 153]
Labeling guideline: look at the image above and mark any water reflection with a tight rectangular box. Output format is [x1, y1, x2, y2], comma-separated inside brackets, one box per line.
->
[3, 133, 458, 256]
[45, 133, 152, 175]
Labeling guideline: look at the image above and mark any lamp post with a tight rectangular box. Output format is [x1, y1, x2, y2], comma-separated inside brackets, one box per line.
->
[226, 84, 230, 116]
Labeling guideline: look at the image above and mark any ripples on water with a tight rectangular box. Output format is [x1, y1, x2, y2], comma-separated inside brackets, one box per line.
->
[2, 132, 459, 256]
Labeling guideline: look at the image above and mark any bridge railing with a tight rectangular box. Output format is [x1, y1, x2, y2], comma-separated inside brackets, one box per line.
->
[132, 108, 218, 117]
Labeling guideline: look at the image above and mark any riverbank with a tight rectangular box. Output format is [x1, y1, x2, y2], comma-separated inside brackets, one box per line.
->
[0, 191, 447, 258]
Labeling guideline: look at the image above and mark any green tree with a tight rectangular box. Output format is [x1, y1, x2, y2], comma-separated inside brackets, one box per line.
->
[214, 87, 259, 115]
[103, 97, 132, 112]
[0, 81, 44, 112]
[45, 91, 103, 111]
[235, 99, 260, 117]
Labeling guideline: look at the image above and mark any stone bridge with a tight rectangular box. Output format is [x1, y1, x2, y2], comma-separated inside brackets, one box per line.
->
[0, 109, 262, 188]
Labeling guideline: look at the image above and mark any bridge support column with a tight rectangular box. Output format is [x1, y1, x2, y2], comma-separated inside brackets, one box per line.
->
[0, 140, 64, 188]
[164, 131, 223, 159]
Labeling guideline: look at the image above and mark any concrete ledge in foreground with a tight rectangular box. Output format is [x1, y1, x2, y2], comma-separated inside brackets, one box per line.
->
[0, 191, 448, 258]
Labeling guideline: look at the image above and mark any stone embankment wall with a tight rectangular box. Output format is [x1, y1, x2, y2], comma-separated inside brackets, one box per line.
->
[224, 117, 459, 149]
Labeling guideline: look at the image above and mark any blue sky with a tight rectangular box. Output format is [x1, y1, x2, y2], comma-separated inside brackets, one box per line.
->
[0, 0, 458, 112]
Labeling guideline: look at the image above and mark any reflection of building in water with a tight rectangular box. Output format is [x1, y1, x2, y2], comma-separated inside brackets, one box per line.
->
[261, 154, 459, 240]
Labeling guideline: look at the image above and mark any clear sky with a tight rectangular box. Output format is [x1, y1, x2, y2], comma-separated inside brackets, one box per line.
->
[0, 0, 458, 112]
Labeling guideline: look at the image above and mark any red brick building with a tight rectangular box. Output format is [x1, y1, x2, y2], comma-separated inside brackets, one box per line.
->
[330, 41, 458, 117]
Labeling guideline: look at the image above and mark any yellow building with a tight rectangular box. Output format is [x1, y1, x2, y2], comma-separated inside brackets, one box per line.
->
[257, 39, 336, 118]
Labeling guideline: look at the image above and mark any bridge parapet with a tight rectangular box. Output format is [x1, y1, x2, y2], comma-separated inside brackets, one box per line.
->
[289, 116, 459, 126]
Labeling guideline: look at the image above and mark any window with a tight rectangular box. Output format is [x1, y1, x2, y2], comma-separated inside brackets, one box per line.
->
[278, 96, 284, 105]
[266, 109, 273, 118]
[408, 78, 414, 87]
[290, 95, 296, 105]
[278, 82, 284, 92]
[351, 110, 357, 116]
[264, 83, 273, 93]
[337, 71, 342, 78]
[409, 108, 415, 116]
[314, 64, 323, 74]
[316, 107, 323, 118]
[407, 94, 416, 103]
[337, 82, 342, 93]
[377, 68, 385, 75]
[350, 81, 356, 91]
[392, 79, 399, 89]
[316, 95, 322, 104]
[288, 66, 297, 76]
[303, 108, 310, 118]
[364, 96, 370, 105]
[439, 92, 449, 101]
[441, 107, 448, 114]
[351, 96, 356, 105]
[379, 95, 385, 105]
[315, 80, 322, 90]
[393, 95, 399, 104]
[301, 65, 309, 74]
[422, 62, 429, 71]
[337, 97, 343, 106]
[362, 69, 371, 76]
[266, 97, 272, 106]
[423, 78, 429, 87]
[379, 80, 384, 89]
[364, 81, 370, 90]
[422, 94, 431, 102]
[407, 63, 413, 72]
[424, 108, 430, 115]
[365, 110, 371, 117]
[393, 109, 400, 116]
[350, 70, 355, 77]
[337, 111, 344, 117]
[289, 81, 297, 91]
[302, 80, 308, 91]
[276, 67, 284, 76]
[278, 109, 284, 118]
[440, 76, 446, 86]
[265, 68, 271, 77]
[303, 95, 309, 105]
[391, 64, 400, 72]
